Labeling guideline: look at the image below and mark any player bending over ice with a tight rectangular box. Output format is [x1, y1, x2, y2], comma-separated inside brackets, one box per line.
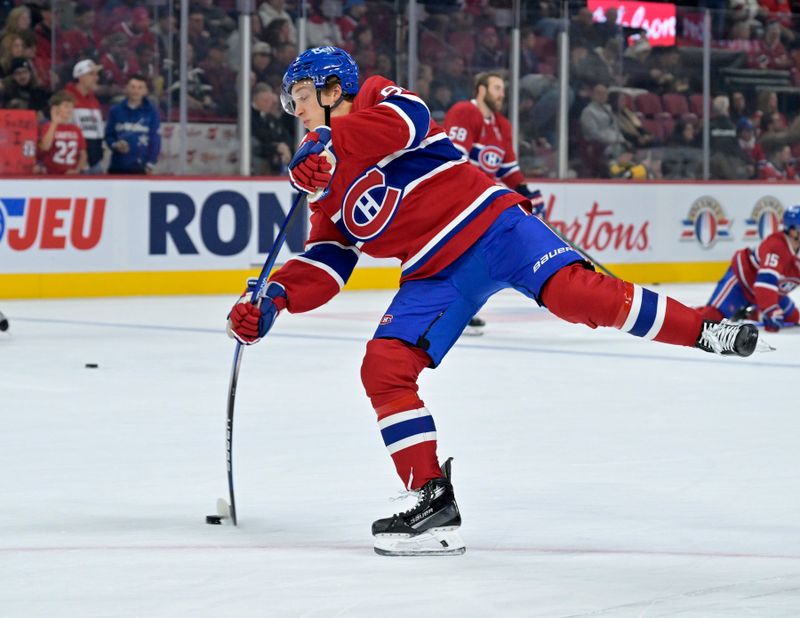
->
[699, 205, 800, 332]
[227, 47, 759, 557]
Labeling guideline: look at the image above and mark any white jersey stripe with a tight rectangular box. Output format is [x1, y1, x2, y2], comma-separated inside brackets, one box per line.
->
[288, 255, 345, 289]
[379, 101, 416, 149]
[643, 293, 667, 340]
[620, 284, 643, 333]
[386, 432, 438, 455]
[377, 407, 431, 430]
[402, 186, 506, 273]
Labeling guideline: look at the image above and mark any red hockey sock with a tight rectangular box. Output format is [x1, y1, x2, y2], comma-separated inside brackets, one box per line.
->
[541, 263, 702, 347]
[698, 305, 724, 321]
[361, 338, 441, 490]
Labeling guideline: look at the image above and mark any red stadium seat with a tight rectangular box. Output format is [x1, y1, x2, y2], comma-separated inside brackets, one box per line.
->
[634, 92, 663, 116]
[662, 93, 689, 117]
[689, 94, 706, 118]
[640, 117, 664, 142]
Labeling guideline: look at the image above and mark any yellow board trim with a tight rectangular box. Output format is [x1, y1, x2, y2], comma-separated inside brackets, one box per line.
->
[0, 262, 729, 299]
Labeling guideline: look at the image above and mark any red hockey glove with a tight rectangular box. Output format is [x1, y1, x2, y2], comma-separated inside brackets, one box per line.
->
[515, 185, 545, 218]
[761, 305, 784, 332]
[289, 126, 336, 201]
[226, 279, 287, 345]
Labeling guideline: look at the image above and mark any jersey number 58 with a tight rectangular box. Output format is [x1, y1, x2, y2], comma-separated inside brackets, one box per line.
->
[448, 126, 467, 143]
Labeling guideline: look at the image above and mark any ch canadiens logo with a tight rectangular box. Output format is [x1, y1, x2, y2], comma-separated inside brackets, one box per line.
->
[341, 167, 403, 242]
[478, 145, 504, 173]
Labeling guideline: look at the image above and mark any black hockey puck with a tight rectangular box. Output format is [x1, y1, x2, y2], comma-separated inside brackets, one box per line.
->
[85, 363, 99, 368]
[206, 515, 223, 525]
[0, 318, 8, 331]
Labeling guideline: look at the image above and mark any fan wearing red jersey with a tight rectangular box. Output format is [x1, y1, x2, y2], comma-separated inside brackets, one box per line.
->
[38, 91, 88, 175]
[444, 71, 545, 333]
[226, 46, 760, 557]
[700, 205, 800, 331]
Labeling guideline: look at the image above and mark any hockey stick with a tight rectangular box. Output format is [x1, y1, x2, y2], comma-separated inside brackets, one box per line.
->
[215, 190, 308, 526]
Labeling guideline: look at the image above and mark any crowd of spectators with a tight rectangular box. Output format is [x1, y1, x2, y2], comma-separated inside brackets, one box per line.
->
[4, 0, 800, 179]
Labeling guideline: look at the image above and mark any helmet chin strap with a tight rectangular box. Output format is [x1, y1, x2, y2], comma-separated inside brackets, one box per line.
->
[315, 88, 344, 125]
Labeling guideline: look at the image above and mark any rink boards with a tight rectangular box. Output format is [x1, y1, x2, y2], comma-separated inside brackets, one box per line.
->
[0, 177, 791, 298]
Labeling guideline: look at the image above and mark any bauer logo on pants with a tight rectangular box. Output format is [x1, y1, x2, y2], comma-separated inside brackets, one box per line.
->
[680, 196, 732, 249]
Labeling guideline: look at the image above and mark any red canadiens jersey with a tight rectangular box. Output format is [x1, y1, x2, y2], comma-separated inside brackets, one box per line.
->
[731, 231, 800, 312]
[271, 75, 527, 314]
[443, 100, 525, 189]
[38, 123, 86, 174]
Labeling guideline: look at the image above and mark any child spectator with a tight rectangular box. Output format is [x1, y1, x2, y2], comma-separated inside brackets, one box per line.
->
[37, 90, 87, 175]
[65, 59, 105, 174]
[105, 74, 161, 174]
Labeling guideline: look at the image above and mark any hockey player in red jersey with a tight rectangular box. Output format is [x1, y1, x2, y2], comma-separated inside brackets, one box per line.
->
[227, 47, 760, 557]
[700, 205, 800, 331]
[444, 71, 545, 334]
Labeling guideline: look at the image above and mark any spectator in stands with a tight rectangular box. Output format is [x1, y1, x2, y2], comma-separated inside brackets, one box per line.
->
[519, 27, 540, 76]
[199, 41, 238, 117]
[737, 117, 757, 177]
[729, 90, 750, 126]
[188, 8, 211, 62]
[31, 1, 54, 90]
[570, 7, 602, 49]
[153, 11, 178, 63]
[227, 14, 263, 68]
[593, 38, 624, 87]
[192, 0, 236, 39]
[1, 57, 48, 116]
[435, 54, 470, 103]
[115, 7, 157, 51]
[755, 89, 787, 130]
[428, 81, 453, 123]
[759, 142, 798, 180]
[1, 6, 32, 40]
[594, 7, 620, 46]
[580, 82, 628, 158]
[100, 33, 139, 96]
[59, 5, 100, 65]
[307, 1, 344, 48]
[751, 21, 792, 70]
[622, 37, 662, 92]
[259, 0, 297, 44]
[609, 91, 655, 147]
[65, 59, 105, 174]
[105, 74, 161, 175]
[251, 82, 292, 176]
[251, 42, 273, 84]
[472, 26, 507, 73]
[608, 147, 650, 179]
[164, 43, 216, 117]
[0, 33, 25, 81]
[662, 119, 702, 179]
[263, 18, 293, 52]
[37, 90, 87, 175]
[338, 0, 368, 47]
[709, 94, 750, 179]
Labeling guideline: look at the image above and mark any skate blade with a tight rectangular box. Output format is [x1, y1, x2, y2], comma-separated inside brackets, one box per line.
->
[373, 527, 466, 556]
[216, 498, 232, 519]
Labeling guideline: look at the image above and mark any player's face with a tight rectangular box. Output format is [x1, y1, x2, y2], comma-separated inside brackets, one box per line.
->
[484, 77, 505, 113]
[290, 80, 343, 129]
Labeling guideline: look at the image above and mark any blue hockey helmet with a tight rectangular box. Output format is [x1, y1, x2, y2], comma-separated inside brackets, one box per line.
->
[281, 46, 359, 114]
[784, 205, 800, 231]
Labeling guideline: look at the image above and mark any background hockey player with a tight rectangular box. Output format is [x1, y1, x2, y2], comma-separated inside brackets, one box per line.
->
[444, 71, 545, 334]
[700, 205, 800, 332]
[227, 46, 759, 557]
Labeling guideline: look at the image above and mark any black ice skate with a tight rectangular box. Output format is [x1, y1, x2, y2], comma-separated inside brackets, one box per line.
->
[695, 320, 758, 357]
[463, 315, 485, 337]
[372, 458, 465, 556]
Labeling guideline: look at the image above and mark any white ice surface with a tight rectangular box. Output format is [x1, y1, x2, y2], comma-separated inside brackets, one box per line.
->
[2, 284, 800, 617]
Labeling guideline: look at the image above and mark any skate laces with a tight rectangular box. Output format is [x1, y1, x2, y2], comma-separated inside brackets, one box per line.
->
[699, 320, 737, 354]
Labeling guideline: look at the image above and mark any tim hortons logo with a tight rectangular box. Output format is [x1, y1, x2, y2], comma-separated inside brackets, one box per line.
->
[544, 195, 649, 251]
